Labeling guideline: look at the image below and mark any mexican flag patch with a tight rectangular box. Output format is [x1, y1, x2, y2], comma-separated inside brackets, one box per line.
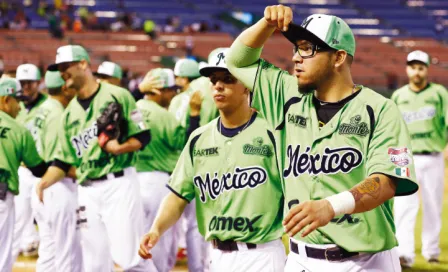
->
[395, 167, 410, 177]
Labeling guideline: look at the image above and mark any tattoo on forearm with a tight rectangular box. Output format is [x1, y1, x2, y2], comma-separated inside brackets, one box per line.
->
[349, 177, 381, 202]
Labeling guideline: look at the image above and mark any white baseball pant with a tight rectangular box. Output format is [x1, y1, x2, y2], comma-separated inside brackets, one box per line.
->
[210, 239, 286, 272]
[31, 178, 83, 272]
[284, 239, 401, 272]
[0, 192, 15, 272]
[394, 153, 444, 263]
[12, 166, 39, 260]
[77, 167, 157, 272]
[137, 171, 178, 272]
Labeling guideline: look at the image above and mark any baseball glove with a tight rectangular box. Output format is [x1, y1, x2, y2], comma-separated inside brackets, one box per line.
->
[97, 99, 124, 148]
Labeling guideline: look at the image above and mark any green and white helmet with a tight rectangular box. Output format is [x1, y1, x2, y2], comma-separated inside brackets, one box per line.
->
[174, 59, 200, 78]
[283, 14, 356, 57]
[407, 50, 430, 66]
[199, 48, 230, 77]
[95, 61, 123, 79]
[45, 70, 65, 89]
[48, 45, 90, 71]
[0, 78, 22, 97]
[16, 64, 41, 81]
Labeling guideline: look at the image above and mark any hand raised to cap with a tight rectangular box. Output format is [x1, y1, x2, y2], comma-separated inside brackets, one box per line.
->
[189, 90, 203, 117]
[264, 5, 294, 32]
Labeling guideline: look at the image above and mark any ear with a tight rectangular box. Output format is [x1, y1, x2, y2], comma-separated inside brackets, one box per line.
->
[79, 59, 89, 70]
[334, 50, 348, 68]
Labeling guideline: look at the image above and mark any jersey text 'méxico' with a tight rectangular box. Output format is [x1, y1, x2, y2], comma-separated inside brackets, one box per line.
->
[136, 99, 185, 173]
[392, 83, 448, 153]
[54, 83, 147, 183]
[0, 111, 43, 194]
[226, 41, 418, 253]
[169, 115, 284, 244]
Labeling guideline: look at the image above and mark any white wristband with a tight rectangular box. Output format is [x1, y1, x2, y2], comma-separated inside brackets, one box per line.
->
[325, 191, 356, 217]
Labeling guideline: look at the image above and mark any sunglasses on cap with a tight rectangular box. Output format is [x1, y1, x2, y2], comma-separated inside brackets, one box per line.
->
[209, 73, 238, 85]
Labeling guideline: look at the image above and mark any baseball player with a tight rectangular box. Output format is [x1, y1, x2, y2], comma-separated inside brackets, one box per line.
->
[169, 58, 218, 271]
[391, 50, 447, 267]
[139, 48, 286, 272]
[13, 63, 45, 259]
[34, 45, 156, 272]
[136, 67, 202, 272]
[94, 61, 123, 87]
[0, 78, 48, 271]
[30, 70, 83, 272]
[226, 5, 419, 271]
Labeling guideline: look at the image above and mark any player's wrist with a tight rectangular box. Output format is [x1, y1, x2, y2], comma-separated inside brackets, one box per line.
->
[325, 191, 355, 217]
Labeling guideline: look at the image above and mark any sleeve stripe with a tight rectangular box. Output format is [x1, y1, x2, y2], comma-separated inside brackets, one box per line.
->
[366, 105, 375, 147]
[189, 133, 202, 164]
[166, 184, 191, 203]
[249, 59, 262, 108]
[275, 96, 302, 131]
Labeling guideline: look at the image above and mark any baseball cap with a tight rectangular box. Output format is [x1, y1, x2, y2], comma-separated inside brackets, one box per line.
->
[283, 14, 356, 57]
[174, 59, 200, 78]
[0, 78, 22, 97]
[198, 61, 208, 70]
[47, 45, 90, 71]
[407, 50, 430, 66]
[95, 61, 123, 79]
[148, 68, 178, 89]
[16, 64, 41, 81]
[45, 70, 65, 89]
[199, 48, 230, 77]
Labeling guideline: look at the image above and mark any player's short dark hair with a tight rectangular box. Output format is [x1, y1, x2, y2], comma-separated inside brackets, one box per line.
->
[47, 87, 62, 95]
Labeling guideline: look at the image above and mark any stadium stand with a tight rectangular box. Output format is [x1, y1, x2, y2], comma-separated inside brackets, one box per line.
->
[0, 0, 446, 92]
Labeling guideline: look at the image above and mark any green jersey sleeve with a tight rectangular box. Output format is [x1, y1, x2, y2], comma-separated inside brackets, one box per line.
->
[41, 113, 61, 162]
[54, 112, 79, 166]
[21, 129, 44, 168]
[227, 39, 298, 129]
[119, 90, 144, 138]
[168, 134, 197, 202]
[441, 85, 448, 127]
[163, 111, 187, 150]
[366, 100, 418, 196]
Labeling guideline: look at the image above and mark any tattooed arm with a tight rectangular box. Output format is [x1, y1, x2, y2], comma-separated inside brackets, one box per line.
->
[283, 174, 397, 237]
[349, 174, 397, 214]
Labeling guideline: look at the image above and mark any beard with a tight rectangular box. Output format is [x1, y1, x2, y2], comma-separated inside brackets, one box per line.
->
[411, 75, 424, 85]
[298, 81, 318, 94]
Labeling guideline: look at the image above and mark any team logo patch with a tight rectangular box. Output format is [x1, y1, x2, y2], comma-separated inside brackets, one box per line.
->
[288, 114, 307, 128]
[283, 145, 363, 177]
[243, 137, 272, 157]
[193, 166, 267, 203]
[130, 109, 145, 129]
[339, 115, 369, 137]
[388, 147, 411, 167]
[193, 147, 219, 157]
[402, 106, 436, 124]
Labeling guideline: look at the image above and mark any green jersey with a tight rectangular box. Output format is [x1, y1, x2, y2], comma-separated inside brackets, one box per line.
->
[169, 77, 218, 128]
[391, 83, 448, 153]
[135, 99, 185, 173]
[169, 114, 284, 244]
[227, 41, 418, 253]
[0, 111, 43, 194]
[16, 94, 50, 156]
[54, 82, 147, 183]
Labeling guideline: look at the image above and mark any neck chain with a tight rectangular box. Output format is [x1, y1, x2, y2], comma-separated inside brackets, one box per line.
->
[219, 111, 253, 135]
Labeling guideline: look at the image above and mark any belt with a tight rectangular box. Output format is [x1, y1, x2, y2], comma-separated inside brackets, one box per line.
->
[289, 240, 359, 262]
[211, 239, 256, 251]
[82, 170, 125, 186]
[414, 151, 439, 156]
